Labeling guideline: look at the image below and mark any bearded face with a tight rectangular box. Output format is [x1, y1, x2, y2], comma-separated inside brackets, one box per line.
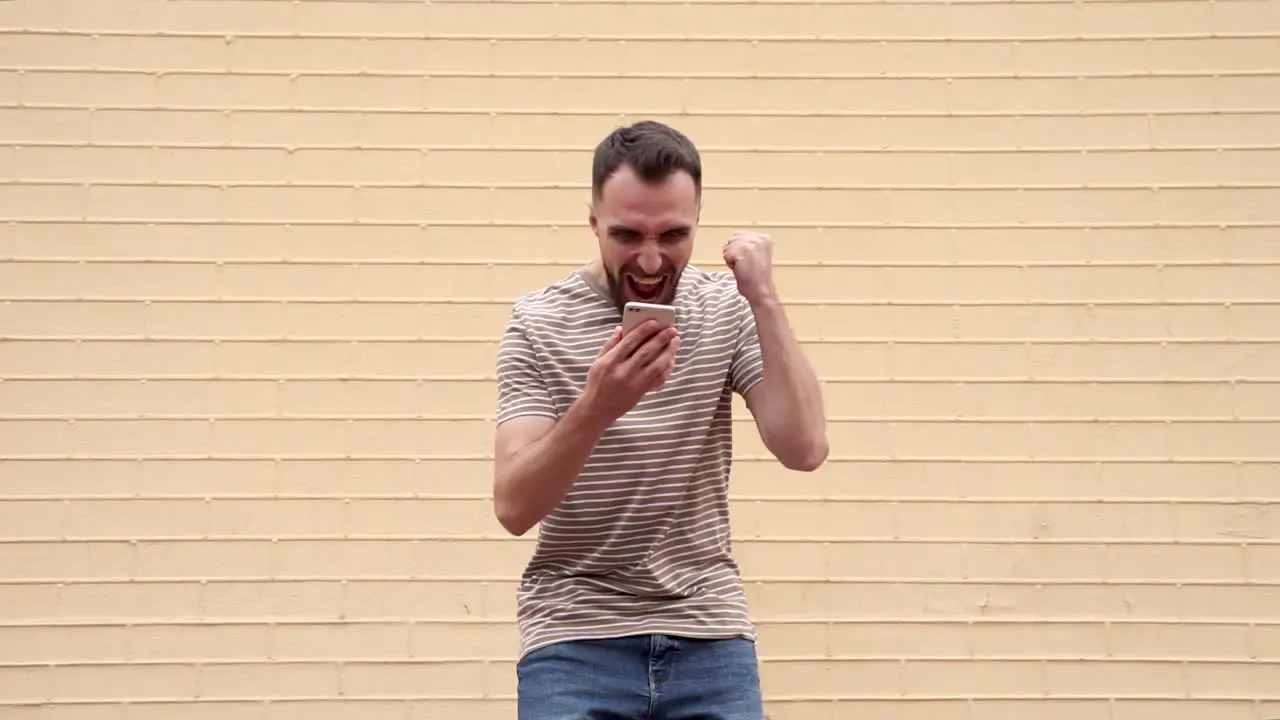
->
[589, 164, 698, 311]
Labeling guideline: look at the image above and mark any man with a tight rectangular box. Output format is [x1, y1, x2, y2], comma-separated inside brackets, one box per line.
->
[491, 120, 829, 719]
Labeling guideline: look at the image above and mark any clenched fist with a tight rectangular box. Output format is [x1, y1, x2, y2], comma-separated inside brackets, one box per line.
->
[723, 231, 776, 305]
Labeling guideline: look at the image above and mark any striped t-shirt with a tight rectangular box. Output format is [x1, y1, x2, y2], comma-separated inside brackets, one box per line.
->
[495, 263, 766, 660]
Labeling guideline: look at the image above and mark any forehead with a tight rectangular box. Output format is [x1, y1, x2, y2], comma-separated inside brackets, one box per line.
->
[597, 165, 698, 231]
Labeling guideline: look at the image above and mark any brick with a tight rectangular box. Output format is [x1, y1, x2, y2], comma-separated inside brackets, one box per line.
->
[62, 499, 207, 539]
[229, 187, 358, 223]
[1110, 622, 1255, 660]
[290, 148, 422, 185]
[270, 539, 413, 579]
[971, 621, 1110, 658]
[894, 502, 1041, 540]
[1112, 700, 1259, 720]
[1083, 148, 1216, 186]
[964, 542, 1107, 581]
[201, 580, 344, 620]
[829, 621, 971, 659]
[21, 70, 158, 107]
[200, 661, 338, 699]
[59, 581, 203, 621]
[12, 146, 156, 182]
[35, 453, 201, 503]
[52, 662, 199, 701]
[1182, 655, 1280, 696]
[950, 78, 1082, 114]
[1091, 304, 1230, 340]
[1107, 544, 1247, 582]
[410, 622, 511, 659]
[0, 183, 85, 221]
[204, 498, 346, 538]
[0, 582, 61, 621]
[732, 500, 895, 540]
[910, 659, 1044, 697]
[415, 539, 531, 578]
[20, 0, 166, 32]
[1172, 502, 1278, 541]
[126, 622, 271, 661]
[972, 700, 1112, 720]
[228, 37, 362, 74]
[1051, 659, 1189, 696]
[6, 261, 222, 299]
[1245, 545, 1280, 581]
[762, 659, 901, 698]
[408, 700, 515, 720]
[0, 541, 135, 581]
[154, 148, 292, 185]
[86, 184, 223, 222]
[134, 539, 274, 579]
[1213, 0, 1280, 32]
[346, 498, 493, 537]
[1016, 40, 1148, 76]
[0, 666, 54, 703]
[92, 108, 226, 144]
[0, 108, 92, 143]
[1255, 624, 1280, 659]
[227, 110, 360, 147]
[75, 340, 216, 376]
[0, 624, 130, 665]
[342, 660, 487, 698]
[1034, 502, 1179, 540]
[269, 622, 410, 660]
[752, 621, 827, 658]
[342, 580, 488, 620]
[297, 75, 425, 112]
[164, 0, 293, 34]
[1077, 1, 1215, 37]
[95, 34, 228, 72]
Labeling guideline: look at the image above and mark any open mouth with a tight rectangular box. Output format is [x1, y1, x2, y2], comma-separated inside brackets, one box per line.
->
[624, 273, 668, 302]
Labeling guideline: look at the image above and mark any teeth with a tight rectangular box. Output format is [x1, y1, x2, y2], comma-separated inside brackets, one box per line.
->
[628, 275, 662, 287]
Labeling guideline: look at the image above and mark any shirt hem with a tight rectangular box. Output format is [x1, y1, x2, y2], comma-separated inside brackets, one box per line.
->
[515, 622, 757, 664]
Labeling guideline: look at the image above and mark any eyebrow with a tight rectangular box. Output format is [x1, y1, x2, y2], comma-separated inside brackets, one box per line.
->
[608, 224, 692, 236]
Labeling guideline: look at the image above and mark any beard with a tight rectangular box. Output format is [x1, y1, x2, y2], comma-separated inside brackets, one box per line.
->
[604, 259, 681, 310]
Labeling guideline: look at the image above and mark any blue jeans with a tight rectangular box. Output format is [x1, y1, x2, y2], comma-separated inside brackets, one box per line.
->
[516, 634, 765, 720]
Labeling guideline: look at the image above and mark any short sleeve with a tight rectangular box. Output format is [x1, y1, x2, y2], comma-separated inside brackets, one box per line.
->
[729, 295, 765, 397]
[495, 303, 558, 425]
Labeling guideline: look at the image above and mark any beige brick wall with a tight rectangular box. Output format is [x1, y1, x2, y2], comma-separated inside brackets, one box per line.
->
[2, 0, 1279, 717]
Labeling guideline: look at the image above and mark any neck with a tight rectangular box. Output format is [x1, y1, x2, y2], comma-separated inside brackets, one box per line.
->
[584, 257, 606, 284]
[579, 258, 622, 309]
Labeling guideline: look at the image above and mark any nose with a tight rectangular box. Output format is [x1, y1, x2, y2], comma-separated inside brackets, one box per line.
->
[637, 247, 663, 275]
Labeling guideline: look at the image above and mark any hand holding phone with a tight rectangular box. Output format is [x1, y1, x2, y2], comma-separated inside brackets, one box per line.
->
[582, 304, 680, 422]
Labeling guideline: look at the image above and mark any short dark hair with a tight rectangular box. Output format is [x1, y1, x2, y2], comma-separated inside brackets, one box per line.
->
[591, 120, 702, 201]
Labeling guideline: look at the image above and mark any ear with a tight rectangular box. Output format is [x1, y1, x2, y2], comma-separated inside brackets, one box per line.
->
[587, 201, 598, 236]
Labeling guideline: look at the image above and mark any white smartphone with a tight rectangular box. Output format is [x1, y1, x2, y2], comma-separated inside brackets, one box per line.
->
[621, 301, 676, 334]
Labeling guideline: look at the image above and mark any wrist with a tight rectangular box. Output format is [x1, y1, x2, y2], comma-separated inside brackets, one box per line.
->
[744, 284, 781, 311]
[568, 388, 616, 437]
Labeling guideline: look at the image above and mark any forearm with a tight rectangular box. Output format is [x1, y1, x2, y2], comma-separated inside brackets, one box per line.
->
[748, 291, 829, 469]
[493, 397, 611, 536]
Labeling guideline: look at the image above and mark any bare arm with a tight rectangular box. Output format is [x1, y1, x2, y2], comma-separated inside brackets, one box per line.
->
[492, 400, 612, 536]
[490, 316, 679, 536]
[742, 292, 829, 471]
